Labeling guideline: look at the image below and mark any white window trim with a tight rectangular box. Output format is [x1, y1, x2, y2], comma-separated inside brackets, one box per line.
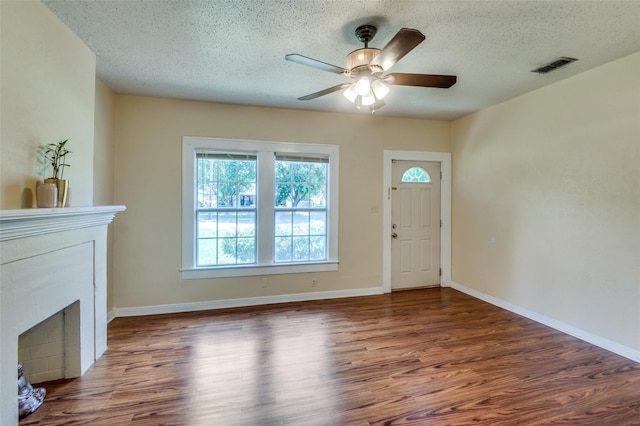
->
[182, 136, 339, 279]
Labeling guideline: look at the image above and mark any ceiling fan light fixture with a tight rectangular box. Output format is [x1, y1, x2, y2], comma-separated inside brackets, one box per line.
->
[371, 79, 390, 100]
[343, 83, 358, 102]
[344, 78, 387, 108]
[361, 91, 376, 106]
[354, 76, 371, 96]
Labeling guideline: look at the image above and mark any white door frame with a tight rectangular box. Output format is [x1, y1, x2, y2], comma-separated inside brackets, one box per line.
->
[383, 150, 451, 293]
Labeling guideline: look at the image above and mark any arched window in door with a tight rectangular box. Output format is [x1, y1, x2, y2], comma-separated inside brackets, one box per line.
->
[401, 167, 431, 183]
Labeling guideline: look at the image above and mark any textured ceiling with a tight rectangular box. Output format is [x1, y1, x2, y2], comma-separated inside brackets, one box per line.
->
[43, 0, 640, 120]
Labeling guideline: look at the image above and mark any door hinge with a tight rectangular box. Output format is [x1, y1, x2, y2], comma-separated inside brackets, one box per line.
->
[439, 268, 442, 276]
[440, 219, 442, 228]
[440, 171, 442, 179]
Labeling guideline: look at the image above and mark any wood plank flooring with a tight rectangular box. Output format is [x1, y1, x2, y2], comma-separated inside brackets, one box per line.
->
[21, 288, 640, 425]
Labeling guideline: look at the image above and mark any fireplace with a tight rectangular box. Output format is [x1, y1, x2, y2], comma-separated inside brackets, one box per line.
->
[0, 206, 124, 424]
[18, 304, 77, 385]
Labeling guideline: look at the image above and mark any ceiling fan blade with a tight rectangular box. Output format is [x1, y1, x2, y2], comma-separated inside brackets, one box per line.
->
[369, 28, 425, 71]
[385, 73, 457, 88]
[298, 84, 351, 101]
[285, 54, 349, 75]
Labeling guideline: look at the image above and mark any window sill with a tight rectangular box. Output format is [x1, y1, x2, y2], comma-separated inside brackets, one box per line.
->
[181, 261, 339, 279]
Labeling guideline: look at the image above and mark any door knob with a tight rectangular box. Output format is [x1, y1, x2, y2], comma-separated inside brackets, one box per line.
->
[392, 224, 397, 229]
[392, 233, 398, 239]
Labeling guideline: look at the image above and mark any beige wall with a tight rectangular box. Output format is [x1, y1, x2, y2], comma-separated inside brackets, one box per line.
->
[94, 79, 116, 206]
[0, 1, 96, 209]
[113, 96, 450, 308]
[451, 52, 640, 351]
[94, 79, 117, 311]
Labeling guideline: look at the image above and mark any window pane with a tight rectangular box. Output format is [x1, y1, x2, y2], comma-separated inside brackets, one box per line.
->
[293, 163, 310, 183]
[309, 211, 326, 235]
[310, 186, 327, 208]
[401, 167, 431, 183]
[275, 183, 292, 207]
[218, 212, 237, 237]
[218, 238, 236, 264]
[197, 239, 217, 266]
[237, 211, 255, 237]
[218, 182, 236, 207]
[292, 236, 309, 261]
[309, 163, 326, 183]
[237, 238, 255, 264]
[275, 236, 292, 262]
[198, 183, 217, 208]
[275, 161, 290, 183]
[237, 160, 254, 181]
[293, 211, 309, 236]
[197, 212, 217, 238]
[309, 236, 326, 261]
[275, 211, 292, 236]
[239, 194, 254, 207]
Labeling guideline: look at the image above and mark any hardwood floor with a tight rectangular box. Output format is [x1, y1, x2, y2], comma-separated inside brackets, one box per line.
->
[21, 288, 640, 425]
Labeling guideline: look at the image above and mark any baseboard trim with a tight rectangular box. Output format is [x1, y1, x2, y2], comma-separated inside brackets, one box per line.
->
[107, 310, 116, 323]
[451, 281, 640, 363]
[113, 287, 384, 318]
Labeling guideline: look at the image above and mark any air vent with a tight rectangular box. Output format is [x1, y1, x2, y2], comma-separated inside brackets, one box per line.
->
[531, 57, 578, 74]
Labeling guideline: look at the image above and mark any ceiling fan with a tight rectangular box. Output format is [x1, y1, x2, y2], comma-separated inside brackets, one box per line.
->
[285, 24, 457, 112]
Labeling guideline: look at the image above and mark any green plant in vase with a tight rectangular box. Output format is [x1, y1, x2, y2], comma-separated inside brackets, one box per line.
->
[37, 139, 71, 207]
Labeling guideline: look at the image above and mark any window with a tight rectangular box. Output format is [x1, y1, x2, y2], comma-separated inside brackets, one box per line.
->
[401, 167, 431, 183]
[182, 137, 339, 279]
[274, 156, 328, 263]
[196, 153, 257, 266]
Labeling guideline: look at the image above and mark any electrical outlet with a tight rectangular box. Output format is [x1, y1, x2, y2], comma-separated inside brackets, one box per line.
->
[311, 278, 317, 287]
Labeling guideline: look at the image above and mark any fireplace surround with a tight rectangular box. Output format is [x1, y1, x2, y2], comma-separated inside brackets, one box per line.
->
[0, 206, 124, 424]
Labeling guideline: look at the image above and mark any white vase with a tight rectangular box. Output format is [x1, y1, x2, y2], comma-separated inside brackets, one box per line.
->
[36, 182, 57, 208]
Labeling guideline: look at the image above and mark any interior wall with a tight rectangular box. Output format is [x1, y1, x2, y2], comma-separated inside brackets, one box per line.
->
[451, 52, 640, 352]
[113, 96, 450, 309]
[0, 1, 96, 209]
[94, 79, 116, 312]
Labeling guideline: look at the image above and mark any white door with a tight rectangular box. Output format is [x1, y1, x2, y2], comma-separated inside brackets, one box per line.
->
[391, 160, 441, 290]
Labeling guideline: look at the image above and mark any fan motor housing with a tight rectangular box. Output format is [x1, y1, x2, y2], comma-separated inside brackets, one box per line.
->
[346, 48, 381, 73]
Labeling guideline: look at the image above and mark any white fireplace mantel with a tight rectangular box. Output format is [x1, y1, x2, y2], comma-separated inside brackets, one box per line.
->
[0, 205, 124, 425]
[0, 205, 125, 241]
